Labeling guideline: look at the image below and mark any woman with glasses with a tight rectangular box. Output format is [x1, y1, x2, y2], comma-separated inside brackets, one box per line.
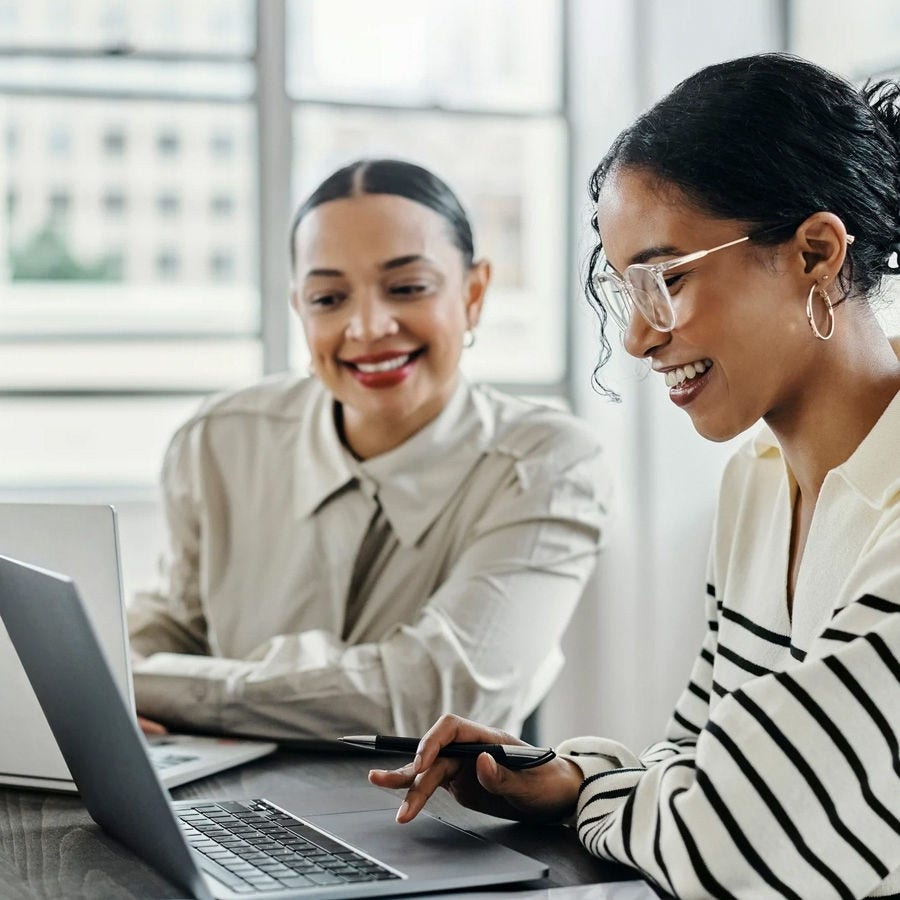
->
[371, 54, 900, 897]
[128, 158, 610, 741]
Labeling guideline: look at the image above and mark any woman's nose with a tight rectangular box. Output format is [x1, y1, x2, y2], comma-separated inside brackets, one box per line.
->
[345, 296, 400, 342]
[622, 308, 669, 359]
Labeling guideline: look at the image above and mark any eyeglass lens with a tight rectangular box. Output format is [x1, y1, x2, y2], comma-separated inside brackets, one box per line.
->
[593, 269, 674, 331]
[627, 267, 675, 331]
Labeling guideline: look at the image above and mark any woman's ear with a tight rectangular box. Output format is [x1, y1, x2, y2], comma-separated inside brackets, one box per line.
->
[464, 259, 491, 329]
[793, 211, 852, 284]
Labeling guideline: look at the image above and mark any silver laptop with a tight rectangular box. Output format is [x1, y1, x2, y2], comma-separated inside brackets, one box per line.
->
[0, 555, 547, 899]
[0, 503, 275, 791]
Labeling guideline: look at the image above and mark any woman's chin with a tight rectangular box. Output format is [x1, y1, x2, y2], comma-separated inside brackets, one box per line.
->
[687, 410, 753, 444]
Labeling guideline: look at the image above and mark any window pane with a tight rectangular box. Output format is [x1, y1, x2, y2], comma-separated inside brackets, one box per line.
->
[0, 57, 253, 98]
[0, 395, 204, 487]
[286, 0, 562, 112]
[1, 95, 259, 338]
[0, 0, 255, 56]
[790, 0, 900, 79]
[0, 339, 261, 391]
[292, 107, 567, 383]
[790, 0, 900, 314]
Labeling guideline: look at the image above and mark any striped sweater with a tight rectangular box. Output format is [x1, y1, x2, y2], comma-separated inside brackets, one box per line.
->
[558, 388, 900, 899]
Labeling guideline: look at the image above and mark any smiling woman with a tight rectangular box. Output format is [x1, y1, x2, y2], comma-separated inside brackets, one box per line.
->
[291, 186, 488, 460]
[371, 57, 900, 899]
[126, 158, 611, 742]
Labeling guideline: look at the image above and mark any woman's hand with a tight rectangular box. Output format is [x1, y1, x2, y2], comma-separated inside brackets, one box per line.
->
[367, 714, 583, 825]
[137, 715, 168, 736]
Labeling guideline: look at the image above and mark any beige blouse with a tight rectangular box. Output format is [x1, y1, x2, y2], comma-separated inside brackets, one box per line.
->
[129, 374, 610, 740]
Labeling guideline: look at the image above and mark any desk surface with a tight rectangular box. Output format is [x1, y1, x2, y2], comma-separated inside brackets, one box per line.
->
[0, 748, 648, 900]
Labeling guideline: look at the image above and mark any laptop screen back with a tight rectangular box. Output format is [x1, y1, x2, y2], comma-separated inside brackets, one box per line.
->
[0, 503, 132, 785]
[0, 555, 212, 900]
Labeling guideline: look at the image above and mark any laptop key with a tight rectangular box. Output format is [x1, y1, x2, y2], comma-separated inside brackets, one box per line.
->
[193, 853, 251, 889]
[245, 874, 280, 888]
[280, 823, 349, 855]
[307, 871, 342, 885]
[217, 801, 256, 813]
[279, 875, 315, 888]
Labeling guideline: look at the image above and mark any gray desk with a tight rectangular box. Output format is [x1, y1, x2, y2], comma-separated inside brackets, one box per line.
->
[0, 749, 650, 900]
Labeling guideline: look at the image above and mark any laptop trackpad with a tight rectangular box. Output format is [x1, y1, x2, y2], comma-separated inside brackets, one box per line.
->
[304, 808, 547, 886]
[260, 782, 401, 817]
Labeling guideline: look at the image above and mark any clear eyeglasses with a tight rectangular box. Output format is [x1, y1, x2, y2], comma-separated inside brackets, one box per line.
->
[591, 235, 750, 333]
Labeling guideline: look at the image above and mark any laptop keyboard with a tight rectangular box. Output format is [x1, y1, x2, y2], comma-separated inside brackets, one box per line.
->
[148, 746, 201, 770]
[178, 799, 402, 893]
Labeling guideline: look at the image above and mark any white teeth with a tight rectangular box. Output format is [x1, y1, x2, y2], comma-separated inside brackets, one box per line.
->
[665, 359, 712, 388]
[355, 354, 411, 374]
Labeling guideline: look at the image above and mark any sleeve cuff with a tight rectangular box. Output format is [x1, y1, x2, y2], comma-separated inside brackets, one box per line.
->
[556, 734, 643, 780]
[132, 652, 239, 731]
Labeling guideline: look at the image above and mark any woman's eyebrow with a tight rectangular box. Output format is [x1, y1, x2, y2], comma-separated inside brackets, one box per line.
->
[628, 244, 682, 266]
[381, 254, 435, 271]
[304, 267, 343, 279]
[302, 254, 437, 279]
[600, 244, 682, 276]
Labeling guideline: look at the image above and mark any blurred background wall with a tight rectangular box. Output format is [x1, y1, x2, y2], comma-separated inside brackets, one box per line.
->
[1, 0, 898, 748]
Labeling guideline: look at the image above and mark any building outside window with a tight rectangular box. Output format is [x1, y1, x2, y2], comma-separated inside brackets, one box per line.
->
[48, 188, 70, 215]
[156, 129, 181, 158]
[102, 127, 126, 156]
[0, 0, 567, 489]
[102, 189, 125, 217]
[156, 192, 180, 217]
[155, 248, 180, 279]
[47, 123, 70, 157]
[210, 130, 235, 159]
[210, 192, 234, 217]
[209, 248, 234, 281]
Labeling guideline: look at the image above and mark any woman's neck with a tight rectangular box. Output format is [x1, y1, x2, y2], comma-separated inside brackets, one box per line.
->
[335, 378, 459, 461]
[766, 322, 900, 504]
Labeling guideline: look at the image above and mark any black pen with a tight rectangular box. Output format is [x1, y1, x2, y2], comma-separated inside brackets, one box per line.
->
[339, 734, 556, 770]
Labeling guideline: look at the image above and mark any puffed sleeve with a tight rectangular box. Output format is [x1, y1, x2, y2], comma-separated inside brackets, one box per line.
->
[128, 418, 211, 659]
[133, 418, 611, 739]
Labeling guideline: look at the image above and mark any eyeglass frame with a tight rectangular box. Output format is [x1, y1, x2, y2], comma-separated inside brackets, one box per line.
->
[592, 232, 856, 333]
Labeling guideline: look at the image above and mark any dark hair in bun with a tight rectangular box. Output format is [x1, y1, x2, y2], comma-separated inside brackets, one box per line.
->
[586, 52, 900, 394]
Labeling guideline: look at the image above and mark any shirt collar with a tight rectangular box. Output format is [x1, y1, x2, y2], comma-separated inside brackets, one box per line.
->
[294, 378, 493, 546]
[357, 377, 492, 546]
[832, 386, 900, 509]
[749, 335, 900, 508]
[293, 380, 358, 520]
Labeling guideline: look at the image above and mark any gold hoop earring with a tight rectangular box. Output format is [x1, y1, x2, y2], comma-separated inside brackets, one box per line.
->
[806, 281, 834, 341]
[463, 329, 476, 349]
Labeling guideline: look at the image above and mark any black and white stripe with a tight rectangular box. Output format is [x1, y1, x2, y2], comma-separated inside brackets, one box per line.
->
[573, 588, 900, 898]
